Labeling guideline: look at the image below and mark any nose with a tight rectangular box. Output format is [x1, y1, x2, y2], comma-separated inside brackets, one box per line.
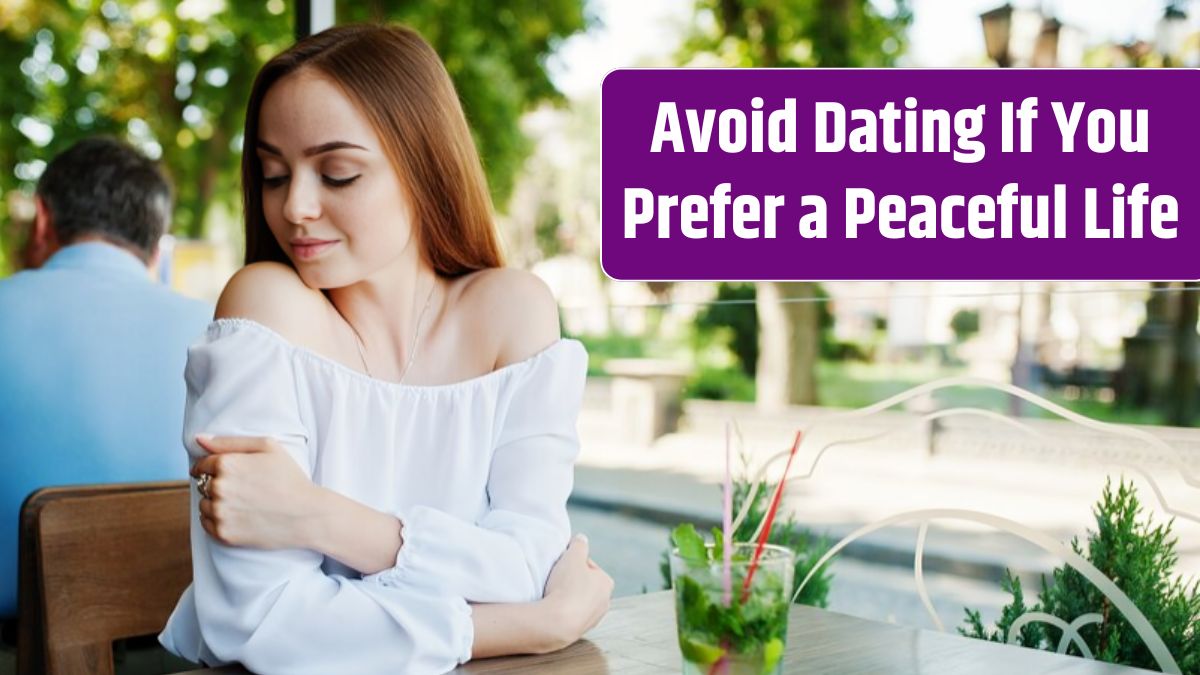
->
[282, 176, 321, 224]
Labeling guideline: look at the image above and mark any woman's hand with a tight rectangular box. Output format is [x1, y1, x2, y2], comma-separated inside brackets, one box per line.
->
[541, 534, 614, 648]
[470, 533, 614, 659]
[191, 434, 321, 549]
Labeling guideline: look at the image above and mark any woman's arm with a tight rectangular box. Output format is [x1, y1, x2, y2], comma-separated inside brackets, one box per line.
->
[192, 435, 403, 574]
[181, 266, 610, 669]
[173, 321, 476, 674]
[191, 435, 611, 659]
[472, 534, 613, 659]
[193, 269, 589, 605]
[193, 341, 586, 603]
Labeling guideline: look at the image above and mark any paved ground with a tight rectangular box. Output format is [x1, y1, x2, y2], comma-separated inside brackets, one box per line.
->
[570, 381, 1200, 639]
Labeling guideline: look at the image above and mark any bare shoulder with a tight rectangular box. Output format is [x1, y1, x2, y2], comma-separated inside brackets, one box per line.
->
[214, 262, 334, 348]
[457, 267, 561, 368]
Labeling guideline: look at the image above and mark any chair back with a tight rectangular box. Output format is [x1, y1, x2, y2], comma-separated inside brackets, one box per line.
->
[17, 481, 192, 675]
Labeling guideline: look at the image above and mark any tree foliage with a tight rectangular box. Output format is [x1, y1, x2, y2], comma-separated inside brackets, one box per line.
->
[0, 0, 295, 270]
[0, 1, 588, 274]
[677, 0, 910, 406]
[950, 308, 981, 342]
[695, 282, 759, 376]
[961, 479, 1200, 673]
[680, 0, 911, 68]
[338, 1, 588, 211]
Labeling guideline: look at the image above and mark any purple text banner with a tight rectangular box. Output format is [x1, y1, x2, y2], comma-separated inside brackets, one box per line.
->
[601, 69, 1199, 280]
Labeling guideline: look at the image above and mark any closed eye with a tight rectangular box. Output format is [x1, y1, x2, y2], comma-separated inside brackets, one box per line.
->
[262, 174, 360, 189]
[324, 174, 361, 188]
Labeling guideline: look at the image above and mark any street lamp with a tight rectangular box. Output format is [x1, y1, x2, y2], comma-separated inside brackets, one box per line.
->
[1030, 17, 1061, 67]
[982, 4, 1085, 68]
[1156, 4, 1189, 66]
[980, 4, 1048, 67]
[981, 4, 1014, 67]
[980, 4, 1069, 415]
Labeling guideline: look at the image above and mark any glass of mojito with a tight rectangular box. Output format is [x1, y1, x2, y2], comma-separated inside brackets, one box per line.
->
[669, 540, 794, 675]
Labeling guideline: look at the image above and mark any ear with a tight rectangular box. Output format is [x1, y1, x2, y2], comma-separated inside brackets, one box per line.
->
[22, 195, 59, 269]
[145, 241, 161, 273]
[32, 195, 53, 245]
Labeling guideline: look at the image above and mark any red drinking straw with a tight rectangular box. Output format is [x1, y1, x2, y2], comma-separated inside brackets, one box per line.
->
[740, 430, 803, 603]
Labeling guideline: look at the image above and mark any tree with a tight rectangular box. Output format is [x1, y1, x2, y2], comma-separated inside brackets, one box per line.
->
[1118, 283, 1199, 427]
[337, 1, 589, 216]
[678, 0, 911, 408]
[0, 0, 295, 272]
[0, 1, 588, 274]
[1167, 283, 1199, 426]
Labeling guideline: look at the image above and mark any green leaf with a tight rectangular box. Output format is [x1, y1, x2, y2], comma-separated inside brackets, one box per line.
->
[672, 523, 709, 564]
[711, 526, 725, 561]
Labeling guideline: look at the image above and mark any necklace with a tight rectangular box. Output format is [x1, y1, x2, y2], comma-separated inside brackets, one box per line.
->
[351, 275, 437, 384]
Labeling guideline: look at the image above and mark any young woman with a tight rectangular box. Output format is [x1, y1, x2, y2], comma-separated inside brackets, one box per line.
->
[158, 24, 613, 674]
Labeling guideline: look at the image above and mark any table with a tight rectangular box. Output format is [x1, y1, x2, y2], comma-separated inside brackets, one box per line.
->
[455, 592, 1158, 674]
[176, 592, 1159, 674]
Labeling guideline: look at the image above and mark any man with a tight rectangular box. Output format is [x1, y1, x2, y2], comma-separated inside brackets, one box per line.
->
[0, 137, 212, 616]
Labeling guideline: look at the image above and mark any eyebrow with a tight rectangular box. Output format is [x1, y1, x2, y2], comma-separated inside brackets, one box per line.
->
[257, 140, 369, 157]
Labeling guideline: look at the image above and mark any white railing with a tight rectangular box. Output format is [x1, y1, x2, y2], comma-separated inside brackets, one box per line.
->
[727, 377, 1198, 674]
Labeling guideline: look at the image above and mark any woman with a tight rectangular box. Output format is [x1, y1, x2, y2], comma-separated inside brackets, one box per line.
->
[158, 24, 612, 674]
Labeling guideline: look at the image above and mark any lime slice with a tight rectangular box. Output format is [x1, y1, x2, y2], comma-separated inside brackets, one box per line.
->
[679, 636, 725, 665]
[761, 637, 785, 674]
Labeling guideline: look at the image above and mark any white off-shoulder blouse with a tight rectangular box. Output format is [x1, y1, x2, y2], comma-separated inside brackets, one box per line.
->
[159, 318, 588, 675]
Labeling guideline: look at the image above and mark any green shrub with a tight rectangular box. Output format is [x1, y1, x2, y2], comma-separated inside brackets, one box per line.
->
[571, 332, 646, 376]
[694, 283, 758, 376]
[660, 476, 833, 608]
[950, 308, 981, 342]
[821, 339, 872, 362]
[684, 365, 756, 402]
[961, 478, 1200, 672]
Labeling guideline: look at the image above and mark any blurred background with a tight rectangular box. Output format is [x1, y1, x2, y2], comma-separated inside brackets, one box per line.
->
[1, 0, 1198, 428]
[0, 1, 1198, 669]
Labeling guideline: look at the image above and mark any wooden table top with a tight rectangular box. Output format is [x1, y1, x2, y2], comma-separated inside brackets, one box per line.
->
[176, 591, 1159, 674]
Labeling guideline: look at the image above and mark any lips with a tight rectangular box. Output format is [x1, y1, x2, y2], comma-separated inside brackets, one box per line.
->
[290, 238, 338, 260]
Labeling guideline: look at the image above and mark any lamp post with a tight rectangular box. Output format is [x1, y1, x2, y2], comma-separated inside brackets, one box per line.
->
[1118, 5, 1196, 418]
[980, 4, 1062, 416]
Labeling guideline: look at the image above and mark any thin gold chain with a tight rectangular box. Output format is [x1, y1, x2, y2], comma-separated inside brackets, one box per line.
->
[398, 277, 436, 384]
[351, 274, 436, 384]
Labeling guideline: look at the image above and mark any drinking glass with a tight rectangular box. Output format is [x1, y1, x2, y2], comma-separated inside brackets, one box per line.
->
[669, 543, 794, 675]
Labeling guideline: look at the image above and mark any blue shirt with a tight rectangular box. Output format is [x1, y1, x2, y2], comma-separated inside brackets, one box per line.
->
[0, 242, 212, 615]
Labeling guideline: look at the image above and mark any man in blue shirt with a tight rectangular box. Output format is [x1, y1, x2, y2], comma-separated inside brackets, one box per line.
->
[0, 137, 212, 616]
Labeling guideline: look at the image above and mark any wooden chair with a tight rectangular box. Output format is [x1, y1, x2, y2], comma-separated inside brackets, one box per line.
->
[17, 481, 193, 675]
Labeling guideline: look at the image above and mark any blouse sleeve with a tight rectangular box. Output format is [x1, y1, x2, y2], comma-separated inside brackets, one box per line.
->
[364, 340, 588, 604]
[161, 322, 473, 675]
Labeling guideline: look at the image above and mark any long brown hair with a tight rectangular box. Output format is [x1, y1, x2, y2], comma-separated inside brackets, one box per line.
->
[241, 24, 504, 275]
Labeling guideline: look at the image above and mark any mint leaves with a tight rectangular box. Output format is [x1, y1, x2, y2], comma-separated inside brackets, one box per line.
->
[673, 523, 709, 565]
[670, 524, 790, 672]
